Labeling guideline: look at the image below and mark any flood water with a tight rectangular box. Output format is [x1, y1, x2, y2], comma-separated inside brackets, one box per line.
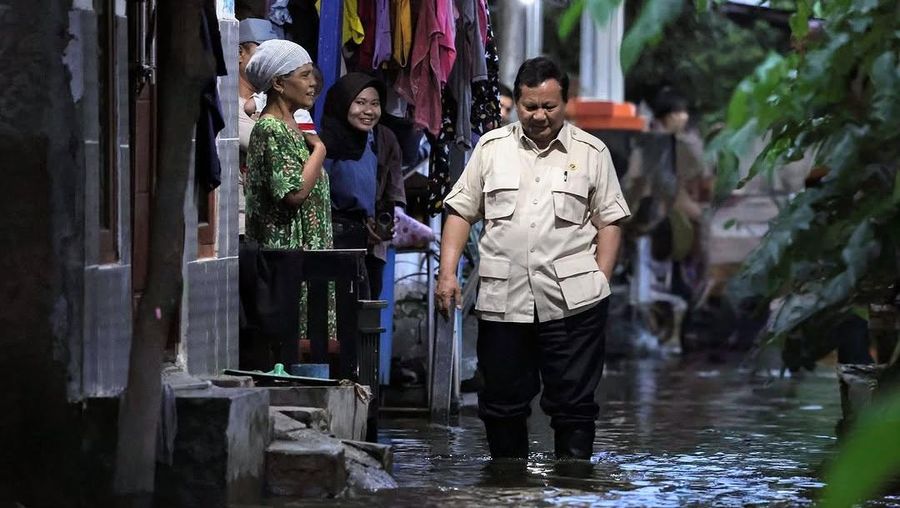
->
[279, 357, 900, 506]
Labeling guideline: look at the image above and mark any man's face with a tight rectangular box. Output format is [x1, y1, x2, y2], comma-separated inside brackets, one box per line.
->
[238, 42, 259, 77]
[516, 79, 566, 147]
[499, 94, 513, 125]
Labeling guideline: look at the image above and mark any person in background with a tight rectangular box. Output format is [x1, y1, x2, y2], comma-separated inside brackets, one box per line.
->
[238, 18, 280, 237]
[320, 73, 406, 299]
[437, 57, 630, 461]
[244, 40, 337, 343]
[499, 83, 515, 126]
[649, 86, 710, 215]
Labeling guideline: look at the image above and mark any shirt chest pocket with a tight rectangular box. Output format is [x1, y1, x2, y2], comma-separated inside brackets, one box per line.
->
[483, 172, 520, 219]
[551, 169, 590, 224]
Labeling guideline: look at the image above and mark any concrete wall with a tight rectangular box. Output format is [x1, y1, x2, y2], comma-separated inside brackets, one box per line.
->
[0, 1, 243, 502]
[72, 4, 133, 398]
[179, 13, 241, 375]
[0, 1, 87, 503]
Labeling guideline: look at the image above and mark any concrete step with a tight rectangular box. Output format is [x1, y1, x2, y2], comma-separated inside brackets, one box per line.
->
[269, 405, 332, 441]
[341, 439, 393, 472]
[155, 387, 269, 506]
[266, 434, 347, 497]
[265, 430, 397, 498]
[266, 386, 369, 440]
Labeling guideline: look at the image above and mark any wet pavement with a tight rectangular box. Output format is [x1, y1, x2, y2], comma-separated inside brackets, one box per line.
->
[278, 357, 900, 506]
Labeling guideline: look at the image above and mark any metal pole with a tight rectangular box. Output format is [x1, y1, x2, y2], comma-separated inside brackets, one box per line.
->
[525, 0, 543, 59]
[579, 4, 624, 101]
[499, 1, 526, 88]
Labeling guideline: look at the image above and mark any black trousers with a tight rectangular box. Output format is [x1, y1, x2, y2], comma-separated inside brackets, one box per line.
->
[477, 299, 609, 431]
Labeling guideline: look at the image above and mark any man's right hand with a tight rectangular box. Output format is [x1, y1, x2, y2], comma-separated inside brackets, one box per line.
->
[435, 273, 462, 319]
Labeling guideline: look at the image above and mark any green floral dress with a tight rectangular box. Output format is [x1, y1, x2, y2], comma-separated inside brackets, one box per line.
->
[245, 116, 337, 342]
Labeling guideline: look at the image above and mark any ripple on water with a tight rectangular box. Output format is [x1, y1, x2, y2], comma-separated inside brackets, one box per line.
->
[263, 359, 897, 506]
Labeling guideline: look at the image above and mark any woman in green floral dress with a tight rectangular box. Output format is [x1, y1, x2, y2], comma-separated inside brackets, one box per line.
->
[244, 40, 337, 342]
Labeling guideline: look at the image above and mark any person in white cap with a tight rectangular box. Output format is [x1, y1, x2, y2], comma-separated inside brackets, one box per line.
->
[243, 40, 336, 344]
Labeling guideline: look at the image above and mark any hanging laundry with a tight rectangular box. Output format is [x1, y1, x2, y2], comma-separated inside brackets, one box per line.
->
[283, 0, 320, 61]
[268, 0, 292, 27]
[425, 86, 457, 215]
[391, 0, 412, 67]
[449, 0, 488, 149]
[196, 1, 227, 192]
[425, 4, 500, 214]
[470, 7, 501, 136]
[356, 0, 377, 69]
[344, 0, 365, 45]
[372, 0, 393, 69]
[476, 0, 488, 46]
[395, 0, 457, 135]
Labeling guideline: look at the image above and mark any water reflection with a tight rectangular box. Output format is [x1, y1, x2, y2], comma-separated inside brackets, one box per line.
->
[276, 358, 899, 506]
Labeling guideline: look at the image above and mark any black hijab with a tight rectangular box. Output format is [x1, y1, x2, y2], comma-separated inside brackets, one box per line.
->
[320, 72, 387, 161]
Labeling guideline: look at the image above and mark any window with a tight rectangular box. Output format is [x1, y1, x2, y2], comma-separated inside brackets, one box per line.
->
[198, 187, 217, 258]
[99, 0, 119, 263]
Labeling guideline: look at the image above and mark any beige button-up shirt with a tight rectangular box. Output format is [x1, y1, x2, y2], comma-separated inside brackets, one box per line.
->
[444, 121, 630, 323]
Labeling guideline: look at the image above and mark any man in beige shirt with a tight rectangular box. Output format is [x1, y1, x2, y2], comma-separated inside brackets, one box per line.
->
[437, 57, 630, 461]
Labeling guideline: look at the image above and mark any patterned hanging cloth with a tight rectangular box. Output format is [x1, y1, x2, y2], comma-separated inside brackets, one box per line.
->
[425, 3, 501, 215]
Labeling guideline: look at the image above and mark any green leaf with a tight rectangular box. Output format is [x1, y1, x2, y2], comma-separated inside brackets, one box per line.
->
[870, 51, 900, 128]
[723, 218, 737, 230]
[558, 0, 586, 40]
[789, 0, 811, 39]
[854, 0, 880, 13]
[768, 220, 880, 337]
[586, 0, 623, 29]
[803, 33, 851, 87]
[725, 53, 787, 130]
[820, 125, 868, 175]
[619, 0, 684, 72]
[820, 390, 900, 508]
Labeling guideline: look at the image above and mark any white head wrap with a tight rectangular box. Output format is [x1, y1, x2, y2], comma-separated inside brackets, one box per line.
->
[245, 39, 313, 93]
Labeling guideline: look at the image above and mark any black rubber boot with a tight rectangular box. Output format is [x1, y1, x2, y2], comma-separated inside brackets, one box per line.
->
[553, 425, 595, 460]
[483, 417, 529, 459]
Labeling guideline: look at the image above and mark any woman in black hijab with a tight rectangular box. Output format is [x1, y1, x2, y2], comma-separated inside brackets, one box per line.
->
[321, 73, 406, 299]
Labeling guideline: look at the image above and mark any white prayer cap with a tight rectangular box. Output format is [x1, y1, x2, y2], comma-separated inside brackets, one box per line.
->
[245, 40, 313, 93]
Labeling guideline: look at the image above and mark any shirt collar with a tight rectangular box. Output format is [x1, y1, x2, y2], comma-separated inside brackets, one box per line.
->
[517, 121, 570, 154]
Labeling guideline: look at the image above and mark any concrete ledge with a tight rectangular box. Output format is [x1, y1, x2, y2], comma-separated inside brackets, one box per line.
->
[272, 405, 329, 432]
[155, 387, 269, 506]
[266, 386, 368, 440]
[342, 439, 394, 473]
[266, 435, 346, 497]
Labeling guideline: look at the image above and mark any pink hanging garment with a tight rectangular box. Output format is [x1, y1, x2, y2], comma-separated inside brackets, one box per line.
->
[395, 0, 457, 135]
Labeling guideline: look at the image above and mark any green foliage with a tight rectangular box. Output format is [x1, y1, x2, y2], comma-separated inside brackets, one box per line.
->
[820, 389, 900, 507]
[562, 1, 786, 133]
[562, 0, 899, 352]
[559, 0, 623, 41]
[620, 0, 685, 71]
[564, 0, 900, 502]
[558, 0, 588, 40]
[715, 0, 900, 349]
